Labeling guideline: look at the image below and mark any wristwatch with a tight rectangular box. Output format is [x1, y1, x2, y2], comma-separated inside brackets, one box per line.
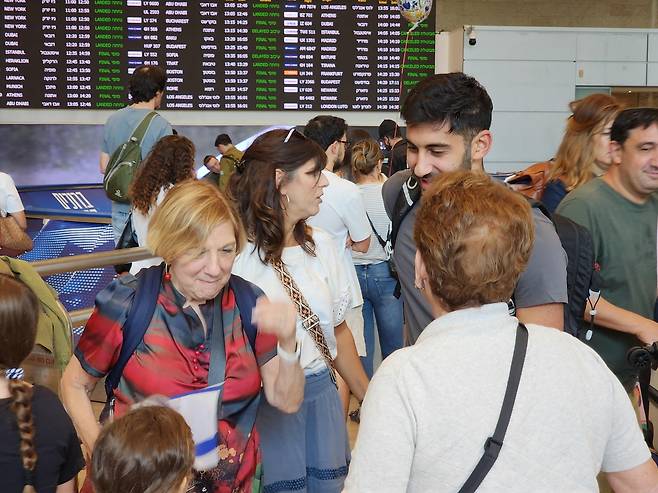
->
[277, 340, 301, 363]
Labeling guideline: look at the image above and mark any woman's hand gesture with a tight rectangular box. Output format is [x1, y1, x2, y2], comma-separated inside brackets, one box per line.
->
[251, 297, 297, 349]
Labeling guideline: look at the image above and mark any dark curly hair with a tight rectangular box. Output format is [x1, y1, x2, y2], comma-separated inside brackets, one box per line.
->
[227, 128, 326, 264]
[129, 135, 195, 215]
[402, 72, 492, 141]
[303, 115, 347, 151]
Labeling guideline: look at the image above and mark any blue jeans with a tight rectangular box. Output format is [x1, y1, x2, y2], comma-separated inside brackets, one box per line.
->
[111, 201, 131, 245]
[356, 262, 403, 378]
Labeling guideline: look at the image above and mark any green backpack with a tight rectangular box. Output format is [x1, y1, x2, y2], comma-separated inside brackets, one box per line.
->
[103, 112, 158, 203]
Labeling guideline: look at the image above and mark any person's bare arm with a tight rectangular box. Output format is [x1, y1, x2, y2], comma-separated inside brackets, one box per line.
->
[8, 210, 27, 230]
[256, 299, 305, 414]
[99, 152, 110, 174]
[606, 459, 658, 493]
[516, 303, 564, 330]
[55, 478, 77, 493]
[350, 236, 371, 253]
[60, 357, 102, 456]
[333, 320, 369, 402]
[585, 296, 658, 344]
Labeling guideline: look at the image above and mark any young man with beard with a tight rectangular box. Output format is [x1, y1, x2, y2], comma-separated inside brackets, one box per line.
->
[382, 72, 568, 344]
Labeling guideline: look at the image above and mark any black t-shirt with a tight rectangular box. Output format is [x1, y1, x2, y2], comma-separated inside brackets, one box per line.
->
[0, 385, 84, 492]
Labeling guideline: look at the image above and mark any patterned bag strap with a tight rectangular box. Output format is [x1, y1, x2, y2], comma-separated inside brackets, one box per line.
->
[270, 259, 337, 386]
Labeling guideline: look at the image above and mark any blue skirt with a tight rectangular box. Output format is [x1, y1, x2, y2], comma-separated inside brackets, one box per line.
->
[258, 369, 350, 493]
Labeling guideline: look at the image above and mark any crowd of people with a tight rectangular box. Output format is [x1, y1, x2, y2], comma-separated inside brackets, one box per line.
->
[2, 64, 658, 493]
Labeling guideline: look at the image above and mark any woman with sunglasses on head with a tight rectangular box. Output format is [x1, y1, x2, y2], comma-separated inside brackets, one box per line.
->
[0, 274, 84, 493]
[230, 128, 369, 493]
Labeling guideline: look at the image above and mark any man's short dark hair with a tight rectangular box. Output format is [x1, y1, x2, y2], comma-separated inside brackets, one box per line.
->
[611, 107, 658, 145]
[215, 134, 232, 147]
[203, 155, 216, 165]
[129, 65, 167, 104]
[378, 119, 401, 140]
[401, 73, 493, 139]
[303, 116, 348, 151]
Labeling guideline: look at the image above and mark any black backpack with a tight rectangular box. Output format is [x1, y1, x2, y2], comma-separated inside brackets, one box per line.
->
[528, 200, 601, 337]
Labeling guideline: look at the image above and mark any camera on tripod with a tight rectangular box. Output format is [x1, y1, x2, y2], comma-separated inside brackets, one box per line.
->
[627, 342, 658, 370]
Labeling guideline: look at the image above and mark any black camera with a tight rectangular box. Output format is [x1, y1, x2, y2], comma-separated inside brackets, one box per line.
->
[627, 342, 658, 370]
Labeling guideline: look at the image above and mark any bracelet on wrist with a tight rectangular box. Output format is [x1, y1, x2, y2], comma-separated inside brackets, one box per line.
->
[277, 341, 300, 364]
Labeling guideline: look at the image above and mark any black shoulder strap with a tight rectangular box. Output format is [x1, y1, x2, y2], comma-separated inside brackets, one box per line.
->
[104, 263, 164, 398]
[366, 212, 387, 250]
[526, 196, 552, 221]
[391, 174, 420, 248]
[458, 323, 529, 493]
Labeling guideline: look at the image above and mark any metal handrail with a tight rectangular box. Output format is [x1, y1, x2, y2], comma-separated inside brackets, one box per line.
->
[32, 247, 154, 277]
[69, 308, 95, 326]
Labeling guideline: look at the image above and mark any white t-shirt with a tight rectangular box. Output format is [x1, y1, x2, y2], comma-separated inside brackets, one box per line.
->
[129, 187, 167, 274]
[232, 228, 351, 374]
[307, 170, 370, 308]
[0, 173, 24, 216]
[345, 303, 650, 493]
[352, 182, 390, 265]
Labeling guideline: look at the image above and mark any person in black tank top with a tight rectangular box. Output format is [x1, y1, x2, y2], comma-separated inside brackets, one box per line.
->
[0, 274, 84, 493]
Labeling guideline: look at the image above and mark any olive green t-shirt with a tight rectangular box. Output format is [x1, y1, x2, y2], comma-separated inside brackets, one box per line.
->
[557, 177, 658, 390]
[219, 145, 244, 190]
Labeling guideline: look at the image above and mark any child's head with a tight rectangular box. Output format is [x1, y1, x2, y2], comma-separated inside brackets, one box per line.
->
[0, 273, 39, 372]
[91, 405, 194, 493]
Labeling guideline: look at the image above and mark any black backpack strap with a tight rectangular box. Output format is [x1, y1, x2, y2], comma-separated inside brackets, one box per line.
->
[458, 323, 529, 493]
[104, 263, 164, 399]
[391, 174, 420, 248]
[526, 197, 552, 221]
[366, 212, 388, 250]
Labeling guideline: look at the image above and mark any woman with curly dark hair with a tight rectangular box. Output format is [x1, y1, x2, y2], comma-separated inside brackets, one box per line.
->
[0, 274, 84, 493]
[128, 134, 196, 273]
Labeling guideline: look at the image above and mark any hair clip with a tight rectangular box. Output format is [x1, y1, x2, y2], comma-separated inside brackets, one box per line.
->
[4, 368, 24, 380]
[283, 127, 296, 143]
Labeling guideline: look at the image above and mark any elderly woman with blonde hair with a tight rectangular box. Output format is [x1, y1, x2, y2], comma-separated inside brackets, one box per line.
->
[345, 171, 658, 493]
[61, 180, 304, 493]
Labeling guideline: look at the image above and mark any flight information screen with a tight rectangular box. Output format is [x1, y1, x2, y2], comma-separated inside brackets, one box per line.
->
[0, 0, 435, 111]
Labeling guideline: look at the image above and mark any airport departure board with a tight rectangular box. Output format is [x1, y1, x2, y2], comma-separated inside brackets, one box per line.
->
[0, 0, 435, 111]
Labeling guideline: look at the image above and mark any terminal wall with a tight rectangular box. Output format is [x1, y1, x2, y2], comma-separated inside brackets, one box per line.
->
[438, 0, 658, 31]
